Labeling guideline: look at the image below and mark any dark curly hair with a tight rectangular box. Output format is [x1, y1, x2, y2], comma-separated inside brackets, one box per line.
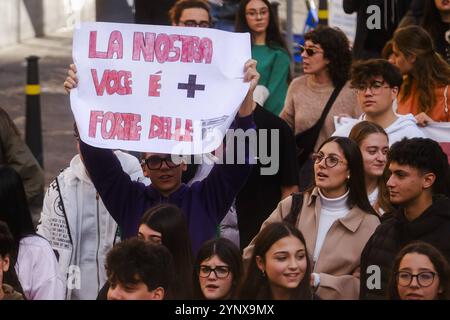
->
[388, 138, 449, 195]
[351, 59, 403, 89]
[106, 239, 175, 296]
[304, 26, 352, 87]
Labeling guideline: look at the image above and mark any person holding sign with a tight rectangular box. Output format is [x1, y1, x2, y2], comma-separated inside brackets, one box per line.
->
[64, 58, 259, 255]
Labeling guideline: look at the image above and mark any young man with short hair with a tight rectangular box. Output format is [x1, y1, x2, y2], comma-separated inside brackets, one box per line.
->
[360, 137, 450, 299]
[333, 59, 425, 145]
[106, 238, 174, 300]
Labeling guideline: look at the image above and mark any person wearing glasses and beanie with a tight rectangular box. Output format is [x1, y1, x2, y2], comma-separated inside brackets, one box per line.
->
[360, 137, 450, 299]
[332, 59, 425, 144]
[387, 241, 450, 300]
[235, 0, 291, 116]
[37, 124, 146, 300]
[244, 137, 380, 299]
[280, 26, 361, 190]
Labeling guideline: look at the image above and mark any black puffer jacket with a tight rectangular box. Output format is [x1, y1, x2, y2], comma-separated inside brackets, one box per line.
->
[360, 195, 450, 299]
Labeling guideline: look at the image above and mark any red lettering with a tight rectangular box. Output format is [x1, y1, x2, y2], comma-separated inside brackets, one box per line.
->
[88, 111, 141, 140]
[88, 31, 123, 59]
[132, 32, 156, 62]
[168, 35, 181, 62]
[89, 111, 104, 137]
[89, 31, 107, 59]
[91, 69, 132, 96]
[155, 34, 170, 64]
[129, 33, 213, 64]
[106, 31, 123, 59]
[148, 72, 162, 97]
[199, 38, 213, 64]
[149, 116, 193, 141]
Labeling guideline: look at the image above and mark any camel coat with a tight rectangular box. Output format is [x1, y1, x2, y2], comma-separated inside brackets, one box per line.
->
[243, 188, 380, 300]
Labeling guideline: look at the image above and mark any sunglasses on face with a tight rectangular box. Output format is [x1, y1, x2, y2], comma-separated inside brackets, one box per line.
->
[299, 44, 323, 57]
[142, 155, 181, 170]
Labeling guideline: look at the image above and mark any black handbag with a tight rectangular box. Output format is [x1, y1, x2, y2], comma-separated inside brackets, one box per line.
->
[295, 83, 344, 168]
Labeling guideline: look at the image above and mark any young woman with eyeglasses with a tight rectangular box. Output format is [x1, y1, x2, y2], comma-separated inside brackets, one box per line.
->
[238, 222, 312, 300]
[280, 26, 361, 190]
[388, 241, 450, 300]
[244, 137, 380, 299]
[235, 0, 291, 115]
[193, 237, 242, 300]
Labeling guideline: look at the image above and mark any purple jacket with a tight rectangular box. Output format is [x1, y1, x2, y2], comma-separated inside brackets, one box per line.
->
[79, 115, 255, 253]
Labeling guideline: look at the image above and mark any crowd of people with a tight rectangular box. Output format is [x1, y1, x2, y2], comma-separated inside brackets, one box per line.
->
[1, 0, 449, 301]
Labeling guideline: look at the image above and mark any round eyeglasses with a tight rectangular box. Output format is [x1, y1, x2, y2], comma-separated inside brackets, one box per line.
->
[198, 265, 230, 279]
[396, 271, 437, 287]
[354, 81, 391, 95]
[312, 153, 346, 168]
[142, 155, 181, 170]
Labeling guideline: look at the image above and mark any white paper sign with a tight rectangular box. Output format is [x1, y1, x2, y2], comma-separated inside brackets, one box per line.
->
[70, 22, 250, 154]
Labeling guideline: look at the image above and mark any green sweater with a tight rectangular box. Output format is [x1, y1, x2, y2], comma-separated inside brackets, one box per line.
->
[252, 44, 290, 115]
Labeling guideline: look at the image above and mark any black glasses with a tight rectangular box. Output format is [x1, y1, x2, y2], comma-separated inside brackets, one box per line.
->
[396, 271, 437, 287]
[198, 265, 230, 279]
[179, 20, 211, 28]
[354, 81, 391, 95]
[312, 153, 346, 168]
[142, 155, 181, 170]
[299, 44, 323, 57]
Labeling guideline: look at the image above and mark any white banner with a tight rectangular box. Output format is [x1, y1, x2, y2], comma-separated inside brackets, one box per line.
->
[70, 22, 250, 154]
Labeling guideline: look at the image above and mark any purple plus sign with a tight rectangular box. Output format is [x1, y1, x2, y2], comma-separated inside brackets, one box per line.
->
[177, 74, 205, 98]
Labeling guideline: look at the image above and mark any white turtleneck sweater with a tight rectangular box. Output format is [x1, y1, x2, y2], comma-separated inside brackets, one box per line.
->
[368, 187, 379, 206]
[313, 189, 350, 262]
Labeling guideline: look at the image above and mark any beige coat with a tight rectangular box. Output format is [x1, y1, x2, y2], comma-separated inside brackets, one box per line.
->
[243, 188, 380, 300]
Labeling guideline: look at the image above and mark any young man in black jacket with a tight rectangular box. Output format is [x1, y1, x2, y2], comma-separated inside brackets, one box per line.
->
[360, 137, 450, 299]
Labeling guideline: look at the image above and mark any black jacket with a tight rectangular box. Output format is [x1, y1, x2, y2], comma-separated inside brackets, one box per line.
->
[343, 0, 412, 60]
[360, 195, 450, 299]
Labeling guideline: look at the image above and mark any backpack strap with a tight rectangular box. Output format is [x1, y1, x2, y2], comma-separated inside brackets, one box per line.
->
[283, 192, 304, 226]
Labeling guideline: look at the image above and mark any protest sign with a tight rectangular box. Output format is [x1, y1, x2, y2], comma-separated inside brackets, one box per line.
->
[70, 22, 250, 154]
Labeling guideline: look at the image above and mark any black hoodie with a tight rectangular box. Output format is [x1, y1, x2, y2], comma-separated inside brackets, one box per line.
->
[360, 194, 450, 299]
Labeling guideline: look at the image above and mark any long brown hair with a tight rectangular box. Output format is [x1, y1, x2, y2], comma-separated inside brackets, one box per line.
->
[349, 121, 393, 214]
[393, 26, 450, 114]
[237, 222, 312, 300]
